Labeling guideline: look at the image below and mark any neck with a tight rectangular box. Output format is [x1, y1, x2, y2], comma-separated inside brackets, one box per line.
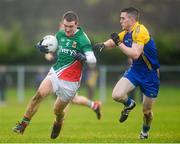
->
[127, 21, 137, 32]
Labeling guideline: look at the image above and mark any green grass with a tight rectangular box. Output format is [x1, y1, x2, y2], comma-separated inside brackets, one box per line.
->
[0, 86, 180, 143]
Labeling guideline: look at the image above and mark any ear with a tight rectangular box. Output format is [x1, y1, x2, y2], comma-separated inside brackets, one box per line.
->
[75, 21, 79, 26]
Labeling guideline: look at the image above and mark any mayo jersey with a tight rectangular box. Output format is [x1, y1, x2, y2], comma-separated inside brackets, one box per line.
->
[118, 22, 160, 71]
[53, 27, 93, 82]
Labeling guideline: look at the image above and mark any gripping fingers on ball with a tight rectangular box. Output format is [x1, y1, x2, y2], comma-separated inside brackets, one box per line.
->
[35, 44, 49, 53]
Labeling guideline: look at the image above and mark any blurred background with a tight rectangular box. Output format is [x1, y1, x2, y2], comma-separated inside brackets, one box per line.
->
[0, 0, 180, 103]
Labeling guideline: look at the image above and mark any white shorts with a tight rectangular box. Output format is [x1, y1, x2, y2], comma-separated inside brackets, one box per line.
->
[47, 68, 80, 102]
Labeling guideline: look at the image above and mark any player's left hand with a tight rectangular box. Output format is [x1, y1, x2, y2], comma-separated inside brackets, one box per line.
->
[110, 32, 120, 46]
[35, 44, 49, 53]
[73, 52, 86, 62]
[35, 40, 49, 53]
[93, 43, 105, 52]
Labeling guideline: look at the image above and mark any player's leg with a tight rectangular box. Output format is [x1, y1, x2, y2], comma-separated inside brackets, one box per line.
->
[51, 97, 69, 139]
[13, 76, 53, 134]
[140, 95, 156, 139]
[51, 79, 79, 139]
[71, 94, 102, 119]
[86, 85, 94, 100]
[139, 70, 159, 139]
[112, 77, 136, 122]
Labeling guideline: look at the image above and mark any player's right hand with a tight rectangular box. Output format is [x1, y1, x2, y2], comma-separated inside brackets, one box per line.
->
[110, 32, 120, 46]
[93, 43, 105, 52]
[35, 40, 49, 53]
[73, 52, 87, 62]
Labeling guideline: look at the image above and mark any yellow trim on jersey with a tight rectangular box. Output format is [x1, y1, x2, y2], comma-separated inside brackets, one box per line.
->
[132, 22, 150, 45]
[141, 54, 152, 70]
[118, 22, 150, 45]
[118, 31, 126, 42]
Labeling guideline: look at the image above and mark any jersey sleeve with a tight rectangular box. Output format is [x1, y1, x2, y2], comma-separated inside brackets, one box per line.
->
[118, 31, 126, 42]
[80, 32, 93, 53]
[132, 25, 150, 45]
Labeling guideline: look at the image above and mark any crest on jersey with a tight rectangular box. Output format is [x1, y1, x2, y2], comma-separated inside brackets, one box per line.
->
[135, 25, 140, 35]
[133, 25, 140, 43]
[72, 41, 77, 48]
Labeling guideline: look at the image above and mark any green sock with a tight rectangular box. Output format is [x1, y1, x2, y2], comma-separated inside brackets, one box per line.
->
[21, 116, 30, 124]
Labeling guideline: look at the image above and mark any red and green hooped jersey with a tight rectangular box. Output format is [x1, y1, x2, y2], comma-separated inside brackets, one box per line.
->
[53, 27, 92, 82]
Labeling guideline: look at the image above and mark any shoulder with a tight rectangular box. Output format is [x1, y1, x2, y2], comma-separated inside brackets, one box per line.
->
[132, 23, 150, 44]
[77, 27, 91, 45]
[55, 30, 64, 38]
[133, 23, 149, 37]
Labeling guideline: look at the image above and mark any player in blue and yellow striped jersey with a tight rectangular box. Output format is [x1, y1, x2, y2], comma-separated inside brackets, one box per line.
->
[95, 7, 160, 139]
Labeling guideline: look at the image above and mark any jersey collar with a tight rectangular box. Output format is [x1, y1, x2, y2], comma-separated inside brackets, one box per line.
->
[130, 21, 139, 32]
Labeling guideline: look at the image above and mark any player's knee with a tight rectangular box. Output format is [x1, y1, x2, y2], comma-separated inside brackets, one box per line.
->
[54, 107, 64, 116]
[54, 108, 59, 115]
[112, 90, 124, 102]
[53, 109, 65, 122]
[71, 96, 78, 104]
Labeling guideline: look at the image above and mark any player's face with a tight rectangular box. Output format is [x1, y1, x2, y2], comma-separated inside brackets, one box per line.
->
[63, 19, 77, 37]
[120, 12, 133, 31]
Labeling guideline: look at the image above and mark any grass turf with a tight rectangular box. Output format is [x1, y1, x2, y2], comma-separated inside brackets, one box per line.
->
[0, 86, 180, 143]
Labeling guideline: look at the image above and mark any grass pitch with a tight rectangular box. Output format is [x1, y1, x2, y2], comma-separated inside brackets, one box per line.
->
[0, 86, 180, 143]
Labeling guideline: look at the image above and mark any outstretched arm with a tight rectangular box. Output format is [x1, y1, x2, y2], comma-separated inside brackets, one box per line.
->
[94, 39, 116, 52]
[118, 42, 144, 59]
[110, 32, 144, 60]
[103, 39, 116, 49]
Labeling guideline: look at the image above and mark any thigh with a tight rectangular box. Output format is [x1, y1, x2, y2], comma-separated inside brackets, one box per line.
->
[113, 77, 135, 96]
[56, 80, 79, 102]
[38, 76, 53, 97]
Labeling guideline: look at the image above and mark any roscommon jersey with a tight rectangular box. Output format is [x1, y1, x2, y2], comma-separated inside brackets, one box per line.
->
[118, 22, 160, 71]
[53, 27, 93, 82]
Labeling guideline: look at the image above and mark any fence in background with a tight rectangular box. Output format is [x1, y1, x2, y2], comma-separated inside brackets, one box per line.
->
[0, 65, 180, 102]
[99, 65, 180, 101]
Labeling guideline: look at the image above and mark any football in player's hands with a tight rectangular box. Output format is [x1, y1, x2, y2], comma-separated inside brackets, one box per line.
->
[35, 35, 58, 53]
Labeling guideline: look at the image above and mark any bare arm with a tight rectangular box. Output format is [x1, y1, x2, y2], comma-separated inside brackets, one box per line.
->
[103, 39, 116, 49]
[45, 53, 55, 61]
[105, 34, 144, 60]
[94, 38, 116, 52]
[118, 42, 144, 60]
[108, 32, 144, 60]
[95, 33, 143, 58]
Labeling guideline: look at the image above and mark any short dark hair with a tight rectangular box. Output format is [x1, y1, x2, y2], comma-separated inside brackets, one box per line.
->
[63, 11, 79, 24]
[121, 7, 140, 21]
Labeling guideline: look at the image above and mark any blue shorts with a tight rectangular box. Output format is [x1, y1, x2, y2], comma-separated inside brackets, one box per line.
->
[123, 67, 160, 98]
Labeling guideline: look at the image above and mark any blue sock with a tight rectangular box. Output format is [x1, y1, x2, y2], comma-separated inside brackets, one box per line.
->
[143, 125, 150, 133]
[124, 97, 132, 107]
